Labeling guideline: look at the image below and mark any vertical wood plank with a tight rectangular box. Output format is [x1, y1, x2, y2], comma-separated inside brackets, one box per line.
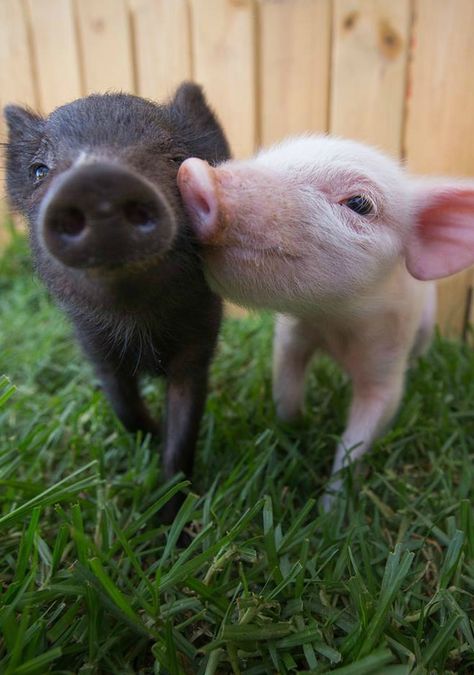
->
[259, 0, 331, 146]
[25, 0, 82, 112]
[0, 0, 37, 230]
[130, 0, 191, 102]
[190, 0, 256, 158]
[0, 1, 36, 109]
[331, 0, 411, 157]
[76, 0, 135, 94]
[405, 0, 474, 337]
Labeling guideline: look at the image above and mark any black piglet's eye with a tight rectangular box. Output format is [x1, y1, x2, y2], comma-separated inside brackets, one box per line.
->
[343, 195, 374, 216]
[32, 164, 49, 182]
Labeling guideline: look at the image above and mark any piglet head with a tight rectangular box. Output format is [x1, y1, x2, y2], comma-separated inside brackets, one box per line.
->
[179, 136, 474, 314]
[179, 137, 413, 313]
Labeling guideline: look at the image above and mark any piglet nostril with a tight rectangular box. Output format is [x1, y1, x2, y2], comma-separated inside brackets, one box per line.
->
[177, 158, 218, 241]
[123, 200, 157, 233]
[50, 207, 87, 239]
[195, 193, 211, 216]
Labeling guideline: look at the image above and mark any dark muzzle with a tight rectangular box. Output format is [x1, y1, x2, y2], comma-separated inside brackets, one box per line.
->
[40, 162, 176, 269]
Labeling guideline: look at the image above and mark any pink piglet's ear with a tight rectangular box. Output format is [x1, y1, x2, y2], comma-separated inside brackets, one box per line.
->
[405, 181, 474, 280]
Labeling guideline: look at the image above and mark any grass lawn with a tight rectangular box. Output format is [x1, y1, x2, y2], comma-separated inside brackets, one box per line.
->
[0, 232, 473, 674]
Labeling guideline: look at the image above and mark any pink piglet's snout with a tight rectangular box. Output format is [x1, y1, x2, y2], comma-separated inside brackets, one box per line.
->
[178, 158, 219, 242]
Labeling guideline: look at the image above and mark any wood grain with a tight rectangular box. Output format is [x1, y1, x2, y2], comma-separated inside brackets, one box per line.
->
[130, 0, 191, 102]
[331, 0, 411, 157]
[25, 0, 82, 112]
[76, 0, 135, 94]
[259, 0, 331, 146]
[0, 0, 37, 228]
[405, 0, 474, 337]
[190, 0, 257, 158]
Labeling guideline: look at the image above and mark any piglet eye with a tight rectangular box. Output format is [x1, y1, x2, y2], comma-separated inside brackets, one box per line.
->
[343, 195, 374, 216]
[31, 164, 49, 182]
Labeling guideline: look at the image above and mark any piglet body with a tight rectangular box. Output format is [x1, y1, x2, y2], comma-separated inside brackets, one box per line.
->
[5, 83, 230, 520]
[178, 136, 474, 505]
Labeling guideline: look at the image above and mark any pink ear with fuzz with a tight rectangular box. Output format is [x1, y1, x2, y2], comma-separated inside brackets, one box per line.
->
[405, 183, 474, 280]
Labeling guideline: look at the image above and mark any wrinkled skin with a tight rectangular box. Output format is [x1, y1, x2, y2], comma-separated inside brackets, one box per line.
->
[178, 135, 474, 508]
[4, 83, 230, 520]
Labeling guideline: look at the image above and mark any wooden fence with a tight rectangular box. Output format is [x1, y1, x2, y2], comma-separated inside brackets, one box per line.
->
[1, 0, 474, 336]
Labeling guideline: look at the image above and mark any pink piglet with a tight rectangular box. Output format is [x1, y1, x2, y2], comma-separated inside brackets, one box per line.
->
[178, 135, 474, 507]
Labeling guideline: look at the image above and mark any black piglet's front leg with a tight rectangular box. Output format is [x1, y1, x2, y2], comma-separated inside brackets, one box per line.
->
[160, 365, 209, 523]
[97, 366, 160, 437]
[76, 325, 160, 437]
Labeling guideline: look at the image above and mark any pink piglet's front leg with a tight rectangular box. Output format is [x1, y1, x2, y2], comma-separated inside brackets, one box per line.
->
[323, 365, 406, 510]
[272, 314, 322, 423]
[273, 304, 414, 511]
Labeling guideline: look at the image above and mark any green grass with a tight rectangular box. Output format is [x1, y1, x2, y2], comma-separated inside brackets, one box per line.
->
[0, 233, 473, 674]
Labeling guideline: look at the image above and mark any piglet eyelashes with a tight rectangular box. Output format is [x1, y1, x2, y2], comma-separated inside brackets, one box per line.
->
[342, 195, 374, 216]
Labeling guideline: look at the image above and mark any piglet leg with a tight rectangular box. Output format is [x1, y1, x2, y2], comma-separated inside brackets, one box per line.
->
[323, 365, 405, 510]
[97, 367, 160, 436]
[160, 367, 208, 522]
[273, 314, 320, 422]
[76, 328, 159, 436]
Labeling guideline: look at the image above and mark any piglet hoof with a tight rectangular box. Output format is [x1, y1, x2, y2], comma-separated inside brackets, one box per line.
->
[321, 476, 343, 512]
[321, 491, 335, 513]
[159, 491, 185, 525]
[141, 419, 161, 438]
[122, 416, 160, 439]
[274, 401, 303, 425]
[159, 493, 193, 548]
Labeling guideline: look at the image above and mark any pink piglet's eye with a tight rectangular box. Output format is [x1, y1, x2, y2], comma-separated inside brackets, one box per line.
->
[342, 195, 374, 216]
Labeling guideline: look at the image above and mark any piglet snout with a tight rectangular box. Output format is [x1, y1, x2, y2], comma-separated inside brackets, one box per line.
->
[178, 158, 219, 242]
[41, 163, 175, 269]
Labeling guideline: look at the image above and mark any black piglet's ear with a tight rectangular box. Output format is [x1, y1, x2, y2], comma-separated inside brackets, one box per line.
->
[171, 82, 209, 115]
[169, 82, 231, 164]
[4, 105, 44, 142]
